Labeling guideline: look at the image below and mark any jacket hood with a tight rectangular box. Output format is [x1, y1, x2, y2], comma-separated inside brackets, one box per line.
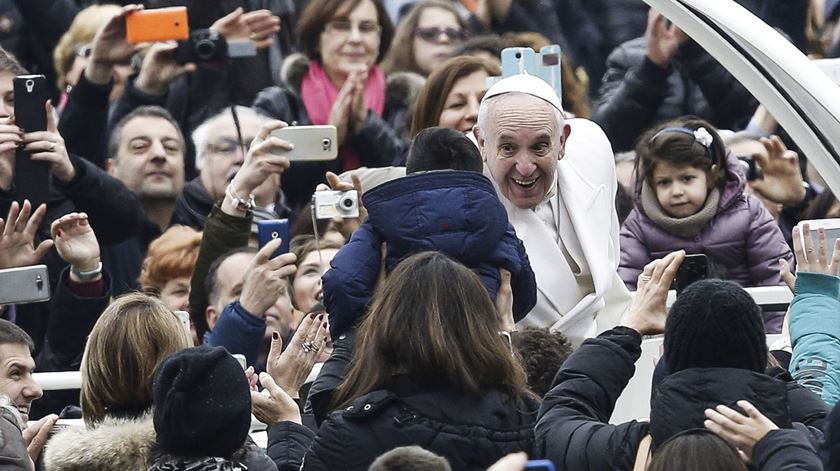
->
[649, 368, 790, 448]
[364, 171, 510, 268]
[280, 53, 423, 111]
[633, 149, 747, 215]
[45, 414, 156, 470]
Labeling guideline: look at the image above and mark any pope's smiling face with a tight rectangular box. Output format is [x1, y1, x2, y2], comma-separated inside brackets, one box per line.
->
[476, 93, 570, 209]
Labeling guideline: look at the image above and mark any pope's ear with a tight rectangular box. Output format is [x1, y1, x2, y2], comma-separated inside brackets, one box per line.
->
[558, 124, 572, 160]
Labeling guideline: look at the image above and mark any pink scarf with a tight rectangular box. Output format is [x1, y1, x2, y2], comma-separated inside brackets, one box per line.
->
[300, 60, 386, 171]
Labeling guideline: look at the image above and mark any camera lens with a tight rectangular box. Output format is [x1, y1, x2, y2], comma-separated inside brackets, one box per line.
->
[341, 197, 354, 208]
[195, 40, 216, 60]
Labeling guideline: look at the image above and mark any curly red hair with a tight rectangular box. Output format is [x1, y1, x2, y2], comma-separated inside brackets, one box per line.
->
[139, 225, 202, 294]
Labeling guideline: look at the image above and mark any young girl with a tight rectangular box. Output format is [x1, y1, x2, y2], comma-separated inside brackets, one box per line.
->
[619, 117, 792, 312]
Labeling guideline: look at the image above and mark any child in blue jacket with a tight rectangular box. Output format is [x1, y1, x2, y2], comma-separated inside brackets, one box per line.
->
[323, 127, 537, 337]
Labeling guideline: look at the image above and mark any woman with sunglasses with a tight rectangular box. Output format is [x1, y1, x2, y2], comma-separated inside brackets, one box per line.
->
[381, 1, 468, 77]
[254, 0, 416, 210]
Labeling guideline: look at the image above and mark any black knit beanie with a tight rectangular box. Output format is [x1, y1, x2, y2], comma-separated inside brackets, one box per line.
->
[153, 346, 251, 458]
[664, 279, 766, 374]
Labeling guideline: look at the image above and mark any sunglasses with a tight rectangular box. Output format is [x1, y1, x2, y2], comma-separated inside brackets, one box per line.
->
[414, 26, 466, 43]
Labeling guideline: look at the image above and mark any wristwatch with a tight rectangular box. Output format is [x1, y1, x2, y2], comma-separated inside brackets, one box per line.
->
[226, 183, 256, 211]
[71, 261, 102, 282]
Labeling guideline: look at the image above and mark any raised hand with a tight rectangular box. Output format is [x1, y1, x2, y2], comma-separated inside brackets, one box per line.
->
[212, 7, 281, 50]
[250, 372, 301, 425]
[134, 41, 197, 96]
[748, 135, 807, 205]
[704, 400, 778, 463]
[227, 120, 292, 202]
[85, 4, 143, 85]
[239, 238, 297, 317]
[0, 200, 53, 269]
[645, 10, 687, 68]
[51, 213, 100, 275]
[315, 171, 367, 239]
[792, 224, 840, 276]
[265, 312, 330, 399]
[620, 250, 685, 335]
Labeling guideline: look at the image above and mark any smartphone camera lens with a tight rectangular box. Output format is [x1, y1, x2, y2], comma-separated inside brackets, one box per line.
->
[322, 138, 331, 151]
[515, 52, 521, 59]
[25, 79, 34, 92]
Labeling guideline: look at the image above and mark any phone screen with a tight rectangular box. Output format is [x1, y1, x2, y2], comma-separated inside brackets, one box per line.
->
[525, 460, 556, 471]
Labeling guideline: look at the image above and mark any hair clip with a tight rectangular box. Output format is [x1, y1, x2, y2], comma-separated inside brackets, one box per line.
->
[693, 127, 713, 148]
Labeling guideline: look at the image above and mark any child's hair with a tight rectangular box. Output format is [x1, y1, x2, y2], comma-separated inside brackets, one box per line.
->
[369, 446, 452, 471]
[406, 127, 483, 174]
[511, 328, 573, 397]
[635, 117, 727, 189]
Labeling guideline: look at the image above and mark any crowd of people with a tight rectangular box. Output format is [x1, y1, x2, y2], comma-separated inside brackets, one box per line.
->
[1, 0, 840, 469]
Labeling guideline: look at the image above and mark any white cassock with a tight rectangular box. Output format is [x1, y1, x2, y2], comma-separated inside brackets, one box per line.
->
[486, 118, 631, 345]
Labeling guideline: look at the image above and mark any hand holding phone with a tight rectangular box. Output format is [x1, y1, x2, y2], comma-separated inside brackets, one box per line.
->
[87, 4, 144, 82]
[257, 219, 290, 259]
[229, 121, 293, 197]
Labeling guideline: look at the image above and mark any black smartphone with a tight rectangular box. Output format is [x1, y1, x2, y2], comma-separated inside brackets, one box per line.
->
[737, 155, 763, 181]
[674, 254, 709, 295]
[13, 75, 49, 207]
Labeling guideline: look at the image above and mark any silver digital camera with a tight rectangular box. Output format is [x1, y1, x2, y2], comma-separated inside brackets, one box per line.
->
[313, 190, 359, 219]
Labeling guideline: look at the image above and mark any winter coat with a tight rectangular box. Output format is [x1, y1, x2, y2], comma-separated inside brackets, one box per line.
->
[45, 414, 156, 471]
[268, 375, 539, 471]
[147, 440, 278, 471]
[101, 218, 162, 296]
[253, 54, 417, 209]
[204, 300, 265, 367]
[535, 326, 826, 470]
[188, 202, 250, 341]
[170, 176, 292, 231]
[0, 405, 31, 471]
[753, 428, 824, 470]
[592, 38, 756, 152]
[789, 272, 840, 407]
[323, 171, 536, 338]
[619, 151, 792, 290]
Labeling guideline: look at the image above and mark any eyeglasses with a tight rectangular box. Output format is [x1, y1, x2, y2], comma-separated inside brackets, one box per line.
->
[414, 27, 466, 44]
[325, 19, 382, 36]
[208, 137, 247, 156]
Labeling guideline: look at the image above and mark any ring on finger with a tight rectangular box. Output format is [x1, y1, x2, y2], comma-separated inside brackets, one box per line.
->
[49, 142, 55, 151]
[639, 274, 652, 283]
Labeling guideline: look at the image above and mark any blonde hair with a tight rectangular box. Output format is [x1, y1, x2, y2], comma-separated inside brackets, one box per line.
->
[53, 5, 121, 89]
[139, 225, 202, 294]
[80, 293, 191, 427]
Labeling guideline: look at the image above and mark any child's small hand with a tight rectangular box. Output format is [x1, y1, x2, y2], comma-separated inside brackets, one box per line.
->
[496, 268, 514, 331]
[779, 258, 795, 292]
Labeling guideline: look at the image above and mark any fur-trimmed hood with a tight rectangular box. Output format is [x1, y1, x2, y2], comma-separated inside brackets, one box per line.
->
[44, 414, 156, 471]
[279, 53, 424, 112]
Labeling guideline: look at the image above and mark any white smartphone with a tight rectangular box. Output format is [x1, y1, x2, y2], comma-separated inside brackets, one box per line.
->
[269, 125, 338, 161]
[173, 310, 191, 339]
[0, 265, 50, 305]
[798, 218, 840, 261]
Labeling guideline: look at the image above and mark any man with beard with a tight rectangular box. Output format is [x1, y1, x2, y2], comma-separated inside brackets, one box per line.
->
[102, 105, 187, 294]
[171, 106, 292, 230]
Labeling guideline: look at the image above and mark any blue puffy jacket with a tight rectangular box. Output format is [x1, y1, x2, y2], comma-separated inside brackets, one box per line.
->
[323, 171, 537, 337]
[790, 272, 840, 406]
